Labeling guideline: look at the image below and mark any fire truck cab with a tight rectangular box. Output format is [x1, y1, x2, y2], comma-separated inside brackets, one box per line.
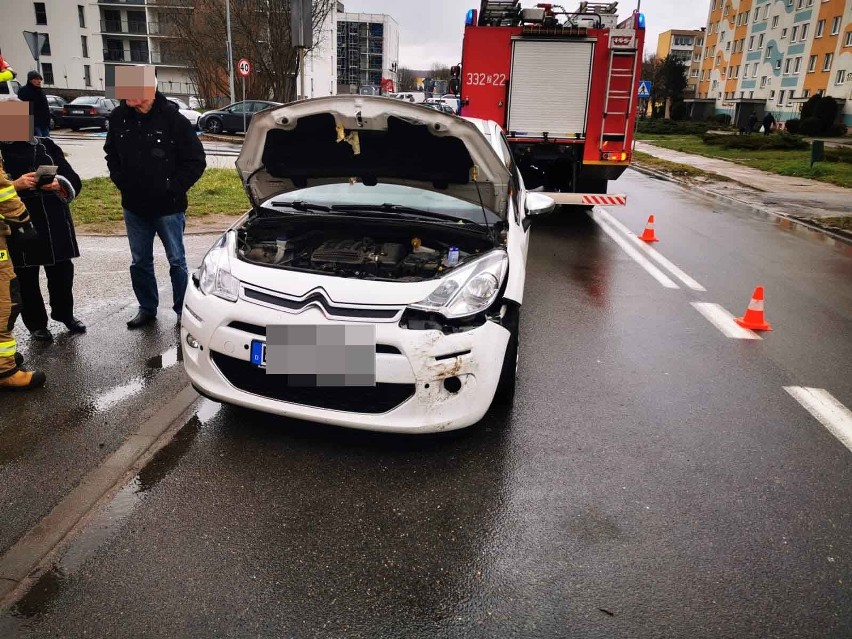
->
[459, 1, 645, 206]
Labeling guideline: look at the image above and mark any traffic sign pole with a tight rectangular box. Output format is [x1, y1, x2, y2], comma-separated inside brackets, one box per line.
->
[236, 58, 252, 133]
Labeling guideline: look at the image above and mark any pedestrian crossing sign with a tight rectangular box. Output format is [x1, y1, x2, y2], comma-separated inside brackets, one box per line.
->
[638, 81, 652, 98]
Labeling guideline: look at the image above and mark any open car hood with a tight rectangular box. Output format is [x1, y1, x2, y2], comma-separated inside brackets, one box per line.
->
[236, 96, 512, 218]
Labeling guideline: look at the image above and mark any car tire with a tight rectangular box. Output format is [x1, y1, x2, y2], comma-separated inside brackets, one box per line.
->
[493, 304, 520, 406]
[206, 118, 223, 134]
[49, 116, 56, 130]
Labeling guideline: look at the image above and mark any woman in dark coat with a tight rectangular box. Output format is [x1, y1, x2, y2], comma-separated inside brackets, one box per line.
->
[0, 136, 84, 341]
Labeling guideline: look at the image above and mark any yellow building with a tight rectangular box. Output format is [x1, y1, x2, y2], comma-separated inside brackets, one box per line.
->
[657, 28, 707, 97]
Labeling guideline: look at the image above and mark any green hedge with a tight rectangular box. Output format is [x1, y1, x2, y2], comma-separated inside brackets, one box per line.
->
[701, 132, 809, 150]
[636, 119, 712, 135]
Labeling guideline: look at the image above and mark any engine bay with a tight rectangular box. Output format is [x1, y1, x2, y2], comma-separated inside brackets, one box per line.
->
[238, 216, 500, 281]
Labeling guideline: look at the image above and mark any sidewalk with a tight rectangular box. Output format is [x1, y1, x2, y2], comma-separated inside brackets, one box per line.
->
[634, 141, 852, 223]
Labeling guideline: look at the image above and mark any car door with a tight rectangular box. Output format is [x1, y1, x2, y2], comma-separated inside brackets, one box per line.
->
[225, 102, 249, 131]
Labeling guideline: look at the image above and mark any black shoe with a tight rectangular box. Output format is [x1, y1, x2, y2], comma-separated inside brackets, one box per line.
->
[30, 328, 54, 342]
[14, 352, 24, 367]
[52, 314, 86, 333]
[127, 311, 156, 330]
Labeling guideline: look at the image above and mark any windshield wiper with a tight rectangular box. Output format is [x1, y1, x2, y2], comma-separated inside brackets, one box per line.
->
[269, 200, 331, 212]
[331, 203, 473, 224]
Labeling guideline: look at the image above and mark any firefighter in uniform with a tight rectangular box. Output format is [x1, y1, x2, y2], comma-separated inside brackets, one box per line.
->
[0, 126, 47, 390]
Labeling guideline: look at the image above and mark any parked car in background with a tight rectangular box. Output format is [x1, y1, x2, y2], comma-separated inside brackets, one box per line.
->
[46, 94, 67, 129]
[198, 100, 282, 134]
[181, 95, 555, 433]
[422, 101, 456, 115]
[62, 96, 119, 131]
[388, 92, 426, 104]
[188, 96, 202, 110]
[166, 96, 202, 129]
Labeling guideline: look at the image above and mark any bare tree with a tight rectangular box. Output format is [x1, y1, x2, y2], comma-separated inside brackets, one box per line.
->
[429, 63, 451, 81]
[162, 0, 336, 107]
[396, 67, 417, 92]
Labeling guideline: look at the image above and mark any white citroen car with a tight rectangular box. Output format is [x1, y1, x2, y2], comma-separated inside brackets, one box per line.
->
[181, 95, 554, 433]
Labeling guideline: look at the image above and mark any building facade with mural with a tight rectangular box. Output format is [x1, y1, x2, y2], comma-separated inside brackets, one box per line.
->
[694, 0, 851, 128]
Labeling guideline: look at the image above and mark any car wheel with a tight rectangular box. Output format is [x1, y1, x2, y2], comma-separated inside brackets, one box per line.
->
[206, 118, 223, 134]
[49, 116, 56, 130]
[102, 120, 109, 132]
[493, 305, 520, 406]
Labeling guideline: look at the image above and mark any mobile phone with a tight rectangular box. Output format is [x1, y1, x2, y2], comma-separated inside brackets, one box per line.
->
[35, 165, 58, 188]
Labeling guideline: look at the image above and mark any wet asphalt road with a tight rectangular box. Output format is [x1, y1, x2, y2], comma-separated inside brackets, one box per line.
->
[1, 170, 851, 638]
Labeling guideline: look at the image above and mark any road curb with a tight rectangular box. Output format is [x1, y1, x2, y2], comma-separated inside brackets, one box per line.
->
[0, 385, 199, 606]
[630, 163, 852, 246]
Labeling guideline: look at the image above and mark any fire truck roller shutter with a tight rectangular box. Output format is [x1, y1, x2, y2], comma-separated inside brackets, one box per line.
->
[506, 40, 593, 139]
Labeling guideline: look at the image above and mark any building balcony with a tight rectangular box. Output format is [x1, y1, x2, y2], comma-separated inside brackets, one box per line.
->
[98, 0, 190, 5]
[100, 19, 149, 35]
[98, 0, 145, 5]
[103, 48, 151, 63]
[148, 21, 179, 37]
[150, 51, 188, 66]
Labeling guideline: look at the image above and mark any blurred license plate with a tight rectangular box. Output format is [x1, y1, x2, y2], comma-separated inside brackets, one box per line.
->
[73, 109, 86, 114]
[250, 340, 266, 367]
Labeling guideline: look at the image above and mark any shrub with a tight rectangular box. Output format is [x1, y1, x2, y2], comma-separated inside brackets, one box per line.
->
[826, 124, 848, 137]
[636, 119, 710, 135]
[784, 118, 800, 135]
[824, 146, 852, 163]
[800, 117, 823, 136]
[702, 132, 808, 150]
[711, 113, 732, 126]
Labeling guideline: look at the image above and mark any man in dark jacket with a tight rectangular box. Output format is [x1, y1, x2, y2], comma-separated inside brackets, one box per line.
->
[104, 88, 206, 329]
[17, 71, 51, 138]
[762, 112, 776, 136]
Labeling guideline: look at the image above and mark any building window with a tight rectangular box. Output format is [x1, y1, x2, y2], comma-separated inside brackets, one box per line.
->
[753, 62, 759, 76]
[78, 5, 85, 28]
[823, 53, 833, 71]
[766, 45, 773, 59]
[808, 54, 817, 72]
[830, 16, 840, 35]
[749, 35, 755, 50]
[803, 89, 810, 97]
[806, 0, 813, 5]
[760, 76, 768, 88]
[81, 35, 88, 58]
[796, 0, 803, 8]
[845, 32, 852, 47]
[41, 62, 53, 84]
[781, 28, 787, 38]
[764, 5, 770, 18]
[83, 65, 91, 87]
[791, 26, 799, 41]
[835, 69, 845, 85]
[794, 57, 802, 74]
[34, 2, 47, 25]
[770, 90, 776, 99]
[772, 16, 779, 28]
[775, 58, 782, 70]
[784, 58, 792, 74]
[40, 34, 51, 56]
[778, 89, 785, 104]
[759, 34, 765, 47]
[816, 20, 825, 37]
[743, 11, 749, 22]
[800, 24, 808, 41]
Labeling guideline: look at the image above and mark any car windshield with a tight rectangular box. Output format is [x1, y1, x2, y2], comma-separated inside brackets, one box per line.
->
[265, 183, 500, 226]
[70, 97, 100, 105]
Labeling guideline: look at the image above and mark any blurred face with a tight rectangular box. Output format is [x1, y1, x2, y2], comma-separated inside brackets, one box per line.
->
[113, 65, 156, 113]
[31, 78, 42, 88]
[0, 101, 33, 141]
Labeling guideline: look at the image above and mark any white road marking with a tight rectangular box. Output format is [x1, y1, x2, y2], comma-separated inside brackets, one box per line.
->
[690, 302, 762, 339]
[594, 208, 706, 292]
[591, 213, 680, 289]
[784, 387, 852, 453]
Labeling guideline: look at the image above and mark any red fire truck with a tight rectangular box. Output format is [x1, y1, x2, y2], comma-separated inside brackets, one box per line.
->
[458, 1, 645, 206]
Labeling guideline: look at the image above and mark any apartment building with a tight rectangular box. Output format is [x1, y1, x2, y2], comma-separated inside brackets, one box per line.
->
[0, 1, 195, 98]
[695, 0, 852, 128]
[336, 13, 400, 94]
[657, 28, 707, 97]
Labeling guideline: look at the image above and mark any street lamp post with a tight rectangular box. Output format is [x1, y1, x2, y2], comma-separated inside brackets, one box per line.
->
[226, 0, 235, 104]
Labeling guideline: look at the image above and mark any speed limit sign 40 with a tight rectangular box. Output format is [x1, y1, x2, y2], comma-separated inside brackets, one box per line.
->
[237, 58, 251, 77]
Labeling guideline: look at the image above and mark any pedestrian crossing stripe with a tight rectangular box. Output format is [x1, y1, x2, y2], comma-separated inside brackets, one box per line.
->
[0, 250, 7, 261]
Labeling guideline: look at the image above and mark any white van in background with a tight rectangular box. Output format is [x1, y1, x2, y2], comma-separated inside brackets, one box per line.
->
[0, 78, 21, 101]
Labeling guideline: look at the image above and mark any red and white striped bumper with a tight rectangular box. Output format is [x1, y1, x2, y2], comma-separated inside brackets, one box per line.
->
[538, 193, 628, 206]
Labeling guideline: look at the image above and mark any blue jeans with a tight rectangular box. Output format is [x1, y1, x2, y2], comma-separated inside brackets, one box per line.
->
[123, 209, 188, 316]
[34, 125, 50, 138]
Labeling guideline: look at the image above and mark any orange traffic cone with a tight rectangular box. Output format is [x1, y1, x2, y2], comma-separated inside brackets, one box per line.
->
[735, 286, 773, 331]
[639, 215, 658, 242]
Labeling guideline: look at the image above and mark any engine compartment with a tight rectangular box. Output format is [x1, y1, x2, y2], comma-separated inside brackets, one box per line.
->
[238, 215, 500, 281]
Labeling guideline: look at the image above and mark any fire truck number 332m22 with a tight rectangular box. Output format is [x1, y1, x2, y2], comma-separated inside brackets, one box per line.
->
[458, 1, 646, 207]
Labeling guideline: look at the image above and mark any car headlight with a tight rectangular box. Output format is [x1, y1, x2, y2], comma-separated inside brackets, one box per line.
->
[410, 250, 508, 319]
[198, 231, 240, 302]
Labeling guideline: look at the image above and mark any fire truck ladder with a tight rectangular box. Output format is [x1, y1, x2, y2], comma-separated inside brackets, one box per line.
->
[600, 45, 638, 154]
[478, 0, 522, 26]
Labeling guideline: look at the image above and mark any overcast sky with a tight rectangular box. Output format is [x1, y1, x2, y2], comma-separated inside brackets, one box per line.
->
[341, 0, 710, 67]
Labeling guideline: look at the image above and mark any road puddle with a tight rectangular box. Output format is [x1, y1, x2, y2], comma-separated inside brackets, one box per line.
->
[0, 400, 221, 627]
[145, 346, 184, 370]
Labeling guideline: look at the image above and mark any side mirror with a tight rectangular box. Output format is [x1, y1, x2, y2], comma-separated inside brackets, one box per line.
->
[525, 192, 555, 217]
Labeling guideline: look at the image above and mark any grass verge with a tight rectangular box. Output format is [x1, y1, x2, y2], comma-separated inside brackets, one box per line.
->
[638, 134, 852, 188]
[632, 150, 730, 182]
[71, 169, 247, 233]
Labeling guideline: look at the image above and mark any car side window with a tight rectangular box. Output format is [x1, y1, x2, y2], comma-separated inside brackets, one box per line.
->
[230, 103, 249, 114]
[0, 83, 8, 95]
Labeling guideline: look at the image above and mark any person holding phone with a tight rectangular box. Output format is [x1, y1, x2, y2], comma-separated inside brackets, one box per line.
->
[0, 136, 84, 342]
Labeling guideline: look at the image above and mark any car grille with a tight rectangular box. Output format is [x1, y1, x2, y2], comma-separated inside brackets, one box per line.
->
[211, 351, 415, 414]
[242, 286, 400, 320]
